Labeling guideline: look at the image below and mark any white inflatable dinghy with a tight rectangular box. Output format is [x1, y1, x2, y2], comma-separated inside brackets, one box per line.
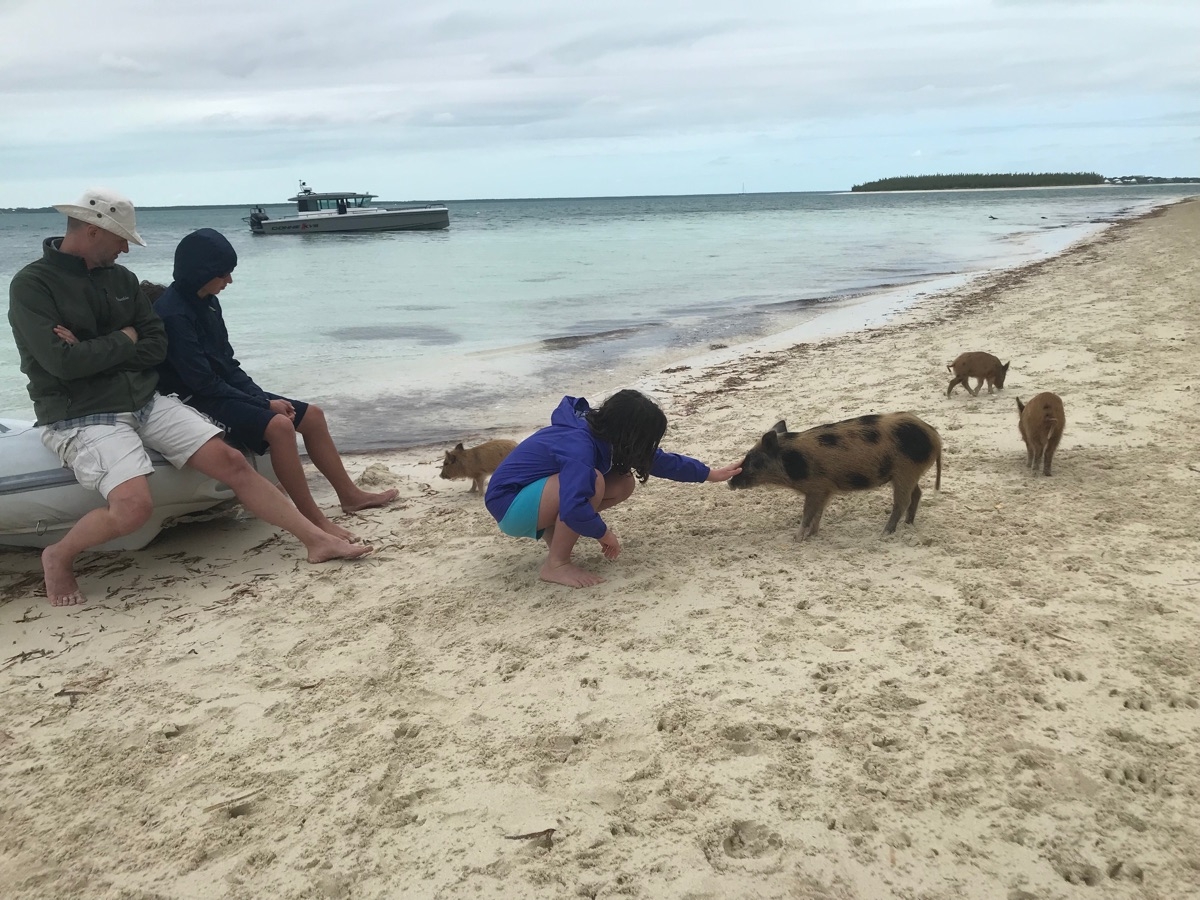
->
[0, 418, 277, 551]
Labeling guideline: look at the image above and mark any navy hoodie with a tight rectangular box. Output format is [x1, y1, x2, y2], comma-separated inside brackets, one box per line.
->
[484, 396, 710, 540]
[153, 229, 270, 408]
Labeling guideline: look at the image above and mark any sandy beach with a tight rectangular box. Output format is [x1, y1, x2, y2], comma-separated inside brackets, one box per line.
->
[2, 198, 1198, 899]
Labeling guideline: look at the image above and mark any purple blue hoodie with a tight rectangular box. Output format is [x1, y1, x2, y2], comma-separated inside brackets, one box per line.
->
[484, 395, 710, 540]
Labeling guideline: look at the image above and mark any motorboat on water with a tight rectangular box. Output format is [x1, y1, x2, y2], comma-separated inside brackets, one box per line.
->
[0, 418, 277, 551]
[244, 181, 450, 234]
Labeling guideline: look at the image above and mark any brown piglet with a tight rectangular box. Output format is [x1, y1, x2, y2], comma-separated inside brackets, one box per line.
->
[947, 352, 1010, 397]
[440, 439, 518, 493]
[729, 412, 942, 540]
[1016, 393, 1065, 476]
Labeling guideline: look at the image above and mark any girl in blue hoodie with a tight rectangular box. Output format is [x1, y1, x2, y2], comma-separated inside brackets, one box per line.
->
[484, 390, 741, 587]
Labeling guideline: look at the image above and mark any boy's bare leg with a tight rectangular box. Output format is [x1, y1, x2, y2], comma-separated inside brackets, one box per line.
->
[186, 438, 371, 563]
[41, 476, 155, 606]
[295, 406, 398, 513]
[265, 415, 359, 542]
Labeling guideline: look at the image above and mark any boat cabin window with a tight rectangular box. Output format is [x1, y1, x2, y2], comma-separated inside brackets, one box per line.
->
[297, 195, 377, 212]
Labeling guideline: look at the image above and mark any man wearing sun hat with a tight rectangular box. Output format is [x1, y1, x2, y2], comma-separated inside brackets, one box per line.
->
[8, 188, 372, 607]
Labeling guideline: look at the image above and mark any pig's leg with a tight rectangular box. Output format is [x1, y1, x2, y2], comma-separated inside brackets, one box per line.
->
[947, 375, 965, 397]
[884, 482, 909, 533]
[970, 378, 983, 397]
[986, 377, 995, 395]
[1022, 436, 1033, 468]
[905, 483, 923, 524]
[799, 491, 830, 541]
[1042, 433, 1061, 476]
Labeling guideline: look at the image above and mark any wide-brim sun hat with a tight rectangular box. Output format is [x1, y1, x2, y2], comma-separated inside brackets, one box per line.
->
[53, 187, 146, 247]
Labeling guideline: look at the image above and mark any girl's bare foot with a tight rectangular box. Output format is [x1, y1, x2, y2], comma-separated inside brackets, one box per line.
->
[540, 560, 605, 588]
[306, 537, 374, 563]
[341, 488, 399, 514]
[42, 546, 87, 607]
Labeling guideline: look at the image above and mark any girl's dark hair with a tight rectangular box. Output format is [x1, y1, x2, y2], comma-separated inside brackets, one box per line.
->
[586, 389, 667, 483]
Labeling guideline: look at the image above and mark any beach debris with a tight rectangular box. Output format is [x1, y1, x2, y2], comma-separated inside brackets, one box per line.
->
[152, 721, 181, 738]
[53, 688, 89, 708]
[503, 828, 555, 849]
[2, 648, 54, 670]
[202, 788, 262, 814]
[14, 607, 45, 623]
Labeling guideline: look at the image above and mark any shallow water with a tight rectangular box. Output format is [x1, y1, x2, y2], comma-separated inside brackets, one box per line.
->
[2, 185, 1195, 449]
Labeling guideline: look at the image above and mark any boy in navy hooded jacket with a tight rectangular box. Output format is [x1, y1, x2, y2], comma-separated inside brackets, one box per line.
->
[485, 390, 740, 587]
[154, 229, 396, 542]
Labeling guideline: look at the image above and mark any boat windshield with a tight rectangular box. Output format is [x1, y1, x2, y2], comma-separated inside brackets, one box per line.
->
[296, 194, 377, 212]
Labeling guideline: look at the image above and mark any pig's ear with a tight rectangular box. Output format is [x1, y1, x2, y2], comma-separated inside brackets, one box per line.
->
[1015, 398, 1024, 413]
[762, 429, 780, 452]
[1002, 361, 1011, 372]
[454, 442, 464, 450]
[771, 419, 788, 435]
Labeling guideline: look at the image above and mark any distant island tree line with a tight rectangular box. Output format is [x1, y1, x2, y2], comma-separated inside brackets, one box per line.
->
[851, 173, 1200, 192]
[3, 173, 1199, 211]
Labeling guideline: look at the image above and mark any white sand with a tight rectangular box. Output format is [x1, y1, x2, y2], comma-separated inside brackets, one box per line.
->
[2, 199, 1199, 899]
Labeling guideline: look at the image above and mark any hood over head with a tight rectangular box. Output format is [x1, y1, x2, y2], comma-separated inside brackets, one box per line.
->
[172, 228, 237, 299]
[550, 395, 591, 430]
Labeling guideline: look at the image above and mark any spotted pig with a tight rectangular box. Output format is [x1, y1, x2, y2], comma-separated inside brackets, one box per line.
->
[729, 412, 942, 540]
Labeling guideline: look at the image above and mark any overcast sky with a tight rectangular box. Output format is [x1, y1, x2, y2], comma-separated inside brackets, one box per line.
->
[1, 0, 1196, 206]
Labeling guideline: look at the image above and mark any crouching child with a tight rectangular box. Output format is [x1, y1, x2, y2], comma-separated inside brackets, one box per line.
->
[484, 390, 741, 588]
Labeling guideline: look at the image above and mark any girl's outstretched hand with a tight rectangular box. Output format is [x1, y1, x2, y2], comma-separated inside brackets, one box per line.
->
[705, 462, 742, 483]
[599, 529, 622, 560]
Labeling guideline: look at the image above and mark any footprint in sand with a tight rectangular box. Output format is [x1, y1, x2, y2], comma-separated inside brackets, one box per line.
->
[1122, 696, 1153, 711]
[1104, 766, 1162, 792]
[722, 821, 782, 858]
[1052, 667, 1087, 682]
[1106, 860, 1146, 883]
[1167, 694, 1199, 709]
[1057, 862, 1104, 886]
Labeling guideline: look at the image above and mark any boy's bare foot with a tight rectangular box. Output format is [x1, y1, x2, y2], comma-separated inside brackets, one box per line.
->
[341, 488, 399, 514]
[307, 537, 374, 563]
[540, 560, 605, 588]
[42, 545, 87, 607]
[318, 518, 362, 543]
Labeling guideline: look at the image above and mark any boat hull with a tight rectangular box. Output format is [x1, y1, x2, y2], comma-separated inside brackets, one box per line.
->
[0, 419, 277, 551]
[251, 206, 449, 234]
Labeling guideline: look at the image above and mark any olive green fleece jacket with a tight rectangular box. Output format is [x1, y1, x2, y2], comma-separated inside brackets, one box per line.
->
[8, 237, 168, 425]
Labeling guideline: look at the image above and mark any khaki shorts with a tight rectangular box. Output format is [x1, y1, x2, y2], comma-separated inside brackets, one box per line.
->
[42, 393, 223, 499]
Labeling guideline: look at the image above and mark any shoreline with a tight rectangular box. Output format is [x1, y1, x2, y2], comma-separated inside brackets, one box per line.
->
[2, 198, 1198, 899]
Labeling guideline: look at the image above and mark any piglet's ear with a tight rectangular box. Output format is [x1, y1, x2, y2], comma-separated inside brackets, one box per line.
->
[762, 430, 780, 452]
[454, 442, 464, 450]
[772, 419, 788, 434]
[1015, 398, 1024, 413]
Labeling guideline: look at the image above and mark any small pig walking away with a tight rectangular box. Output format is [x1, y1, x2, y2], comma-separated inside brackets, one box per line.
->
[1016, 393, 1065, 476]
[729, 412, 942, 540]
[947, 351, 1010, 397]
[440, 439, 519, 493]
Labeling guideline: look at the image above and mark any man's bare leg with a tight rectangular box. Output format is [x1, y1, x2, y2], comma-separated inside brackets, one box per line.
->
[41, 477, 155, 606]
[264, 415, 359, 542]
[186, 438, 371, 563]
[297, 406, 399, 513]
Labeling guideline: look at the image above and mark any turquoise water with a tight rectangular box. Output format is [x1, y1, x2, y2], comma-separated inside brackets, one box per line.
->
[2, 186, 1195, 450]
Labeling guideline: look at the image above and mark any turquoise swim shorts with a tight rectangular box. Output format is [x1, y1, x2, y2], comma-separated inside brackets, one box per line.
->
[498, 477, 550, 540]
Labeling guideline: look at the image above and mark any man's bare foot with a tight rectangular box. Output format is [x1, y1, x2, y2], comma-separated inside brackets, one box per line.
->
[307, 536, 374, 563]
[42, 545, 87, 607]
[341, 488, 399, 514]
[539, 560, 605, 588]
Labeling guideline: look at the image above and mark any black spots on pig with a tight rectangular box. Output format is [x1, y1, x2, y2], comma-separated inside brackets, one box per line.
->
[877, 455, 894, 481]
[893, 421, 934, 463]
[841, 472, 872, 490]
[817, 431, 840, 447]
[860, 427, 881, 444]
[858, 414, 881, 425]
[782, 449, 810, 481]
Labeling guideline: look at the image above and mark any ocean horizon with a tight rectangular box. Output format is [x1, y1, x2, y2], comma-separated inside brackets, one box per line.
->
[3, 184, 1197, 453]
